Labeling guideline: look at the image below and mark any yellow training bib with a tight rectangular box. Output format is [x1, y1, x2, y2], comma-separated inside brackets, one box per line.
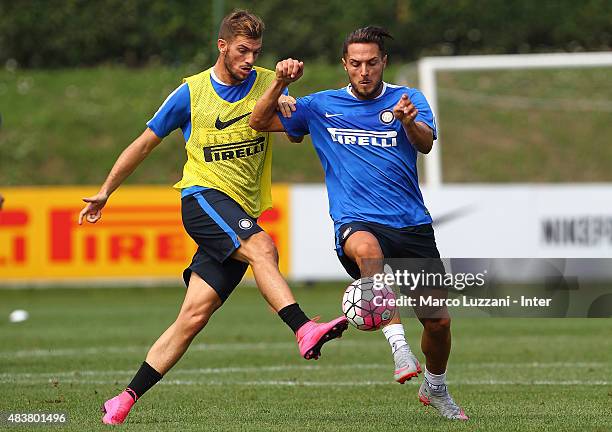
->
[173, 66, 275, 217]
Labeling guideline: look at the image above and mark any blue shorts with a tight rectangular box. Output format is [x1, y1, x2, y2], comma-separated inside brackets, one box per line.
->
[181, 188, 262, 302]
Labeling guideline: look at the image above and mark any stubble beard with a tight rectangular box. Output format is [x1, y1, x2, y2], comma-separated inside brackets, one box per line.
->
[223, 56, 247, 84]
[351, 79, 383, 100]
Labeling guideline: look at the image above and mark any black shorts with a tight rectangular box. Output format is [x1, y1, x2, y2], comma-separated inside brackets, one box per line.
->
[181, 189, 262, 302]
[335, 221, 442, 280]
[336, 221, 448, 318]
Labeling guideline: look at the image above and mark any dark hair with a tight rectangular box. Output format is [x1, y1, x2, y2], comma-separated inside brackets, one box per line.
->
[342, 26, 393, 57]
[218, 9, 265, 41]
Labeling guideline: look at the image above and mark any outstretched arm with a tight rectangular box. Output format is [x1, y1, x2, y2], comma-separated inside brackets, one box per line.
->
[250, 58, 304, 132]
[78, 128, 162, 224]
[393, 94, 434, 154]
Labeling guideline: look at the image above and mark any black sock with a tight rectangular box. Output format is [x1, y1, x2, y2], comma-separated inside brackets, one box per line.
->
[126, 361, 163, 401]
[278, 303, 310, 333]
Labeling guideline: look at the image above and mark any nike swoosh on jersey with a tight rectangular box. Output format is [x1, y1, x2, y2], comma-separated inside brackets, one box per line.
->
[324, 113, 343, 118]
[215, 112, 252, 130]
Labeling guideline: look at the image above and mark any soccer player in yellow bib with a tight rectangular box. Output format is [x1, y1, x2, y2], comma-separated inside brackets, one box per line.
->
[78, 10, 348, 425]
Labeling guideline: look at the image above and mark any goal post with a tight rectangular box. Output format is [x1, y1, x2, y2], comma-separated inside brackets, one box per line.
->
[417, 52, 612, 187]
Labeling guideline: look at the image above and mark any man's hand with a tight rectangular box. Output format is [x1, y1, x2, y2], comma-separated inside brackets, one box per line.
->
[78, 192, 109, 225]
[393, 94, 418, 126]
[276, 95, 302, 141]
[275, 58, 304, 85]
[250, 60, 303, 132]
[277, 94, 297, 118]
[393, 94, 433, 154]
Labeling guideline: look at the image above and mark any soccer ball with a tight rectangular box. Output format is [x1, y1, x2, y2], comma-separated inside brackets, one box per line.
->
[342, 277, 396, 331]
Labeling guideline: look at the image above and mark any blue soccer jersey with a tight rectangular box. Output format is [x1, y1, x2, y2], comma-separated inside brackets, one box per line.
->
[278, 82, 437, 235]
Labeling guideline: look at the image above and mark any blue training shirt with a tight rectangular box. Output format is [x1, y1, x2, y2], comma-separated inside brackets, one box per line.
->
[278, 82, 437, 237]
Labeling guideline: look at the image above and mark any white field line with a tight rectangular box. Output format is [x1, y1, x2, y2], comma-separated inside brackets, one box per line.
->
[2, 341, 611, 368]
[0, 341, 308, 359]
[0, 378, 609, 386]
[0, 361, 608, 380]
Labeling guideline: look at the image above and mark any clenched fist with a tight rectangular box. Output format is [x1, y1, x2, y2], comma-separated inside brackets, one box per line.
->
[275, 58, 304, 85]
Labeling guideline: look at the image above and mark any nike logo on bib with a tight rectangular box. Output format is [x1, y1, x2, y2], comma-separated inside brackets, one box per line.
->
[215, 112, 251, 130]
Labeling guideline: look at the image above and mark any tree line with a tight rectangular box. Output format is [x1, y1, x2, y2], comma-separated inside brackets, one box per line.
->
[1, 0, 610, 68]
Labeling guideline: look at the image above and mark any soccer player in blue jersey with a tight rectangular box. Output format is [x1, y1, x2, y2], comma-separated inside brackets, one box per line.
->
[250, 26, 468, 420]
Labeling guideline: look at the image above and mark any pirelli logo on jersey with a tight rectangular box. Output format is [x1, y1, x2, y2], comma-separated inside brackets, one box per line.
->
[203, 136, 265, 162]
[327, 128, 397, 147]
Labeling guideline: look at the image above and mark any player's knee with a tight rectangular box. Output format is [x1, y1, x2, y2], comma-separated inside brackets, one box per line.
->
[423, 317, 451, 335]
[241, 232, 278, 265]
[184, 314, 209, 335]
[177, 302, 218, 336]
[353, 241, 383, 261]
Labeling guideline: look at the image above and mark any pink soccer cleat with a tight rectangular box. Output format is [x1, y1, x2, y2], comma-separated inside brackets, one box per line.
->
[101, 390, 136, 425]
[296, 316, 349, 360]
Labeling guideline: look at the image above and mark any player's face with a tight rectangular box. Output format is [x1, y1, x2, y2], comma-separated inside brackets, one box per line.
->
[219, 36, 262, 84]
[342, 43, 387, 100]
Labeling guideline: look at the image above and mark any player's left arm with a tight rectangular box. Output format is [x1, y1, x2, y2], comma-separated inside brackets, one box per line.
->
[393, 94, 434, 154]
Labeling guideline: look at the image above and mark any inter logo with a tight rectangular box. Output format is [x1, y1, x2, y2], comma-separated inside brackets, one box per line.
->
[238, 219, 253, 230]
[203, 137, 265, 162]
[379, 110, 394, 124]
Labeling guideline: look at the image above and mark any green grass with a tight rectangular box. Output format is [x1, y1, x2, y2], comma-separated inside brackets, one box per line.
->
[2, 63, 610, 186]
[435, 68, 612, 183]
[0, 62, 399, 186]
[1, 284, 611, 431]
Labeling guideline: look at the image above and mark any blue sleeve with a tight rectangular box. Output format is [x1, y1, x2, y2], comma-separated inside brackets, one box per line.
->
[146, 83, 191, 138]
[277, 95, 313, 137]
[409, 89, 437, 140]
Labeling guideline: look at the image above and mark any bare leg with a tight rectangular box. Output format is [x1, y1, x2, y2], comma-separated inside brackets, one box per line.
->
[417, 315, 451, 374]
[232, 231, 296, 312]
[342, 230, 420, 383]
[343, 231, 401, 325]
[146, 272, 222, 375]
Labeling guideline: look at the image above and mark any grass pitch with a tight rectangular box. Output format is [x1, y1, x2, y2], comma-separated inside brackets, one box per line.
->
[2, 65, 610, 186]
[0, 284, 610, 431]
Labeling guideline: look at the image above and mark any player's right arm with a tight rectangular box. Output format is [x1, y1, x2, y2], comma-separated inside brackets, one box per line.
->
[78, 129, 162, 224]
[250, 58, 304, 132]
[79, 82, 190, 225]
